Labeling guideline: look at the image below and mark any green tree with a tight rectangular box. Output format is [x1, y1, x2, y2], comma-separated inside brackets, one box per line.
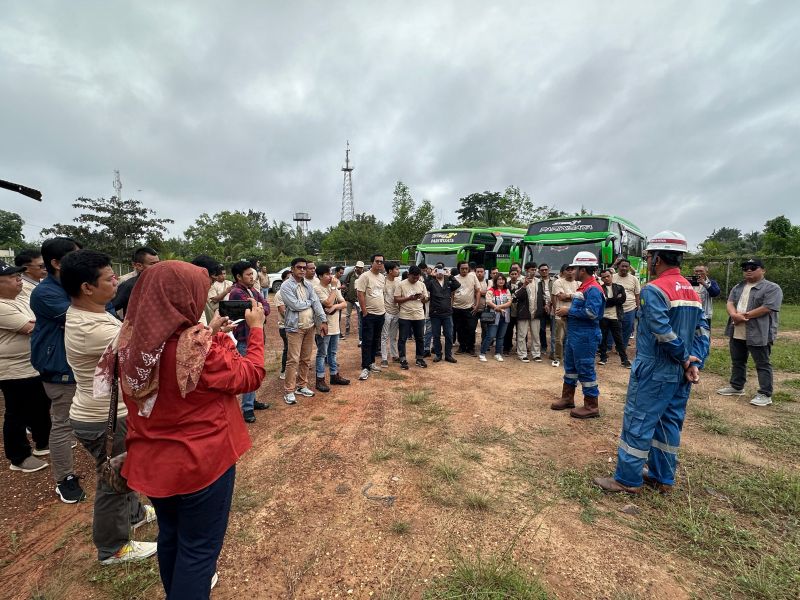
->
[183, 210, 263, 263]
[763, 216, 800, 256]
[698, 227, 745, 255]
[456, 191, 515, 227]
[0, 209, 25, 248]
[383, 181, 435, 258]
[320, 214, 385, 262]
[41, 196, 173, 263]
[503, 185, 566, 226]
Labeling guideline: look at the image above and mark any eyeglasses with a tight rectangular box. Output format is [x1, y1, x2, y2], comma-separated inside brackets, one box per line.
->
[742, 265, 759, 272]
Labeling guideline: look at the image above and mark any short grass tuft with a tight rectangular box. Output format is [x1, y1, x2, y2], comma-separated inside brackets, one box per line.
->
[433, 460, 463, 483]
[464, 491, 492, 511]
[390, 521, 411, 535]
[422, 553, 550, 599]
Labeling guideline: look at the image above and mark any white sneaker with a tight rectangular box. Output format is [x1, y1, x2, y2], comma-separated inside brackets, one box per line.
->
[296, 386, 315, 397]
[32, 447, 50, 457]
[495, 354, 504, 362]
[479, 355, 487, 362]
[369, 363, 382, 372]
[284, 392, 297, 405]
[521, 356, 530, 363]
[359, 368, 370, 380]
[132, 504, 157, 529]
[10, 455, 48, 473]
[750, 393, 772, 407]
[100, 540, 157, 565]
[279, 371, 286, 380]
[717, 386, 745, 396]
[551, 360, 560, 367]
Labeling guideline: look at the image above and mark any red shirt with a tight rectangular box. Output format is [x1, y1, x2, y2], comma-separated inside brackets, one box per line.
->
[122, 328, 265, 497]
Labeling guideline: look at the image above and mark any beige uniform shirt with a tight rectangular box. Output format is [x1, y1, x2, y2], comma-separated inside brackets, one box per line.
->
[395, 279, 428, 320]
[613, 273, 641, 313]
[384, 277, 400, 315]
[0, 297, 37, 379]
[453, 273, 480, 310]
[355, 270, 386, 315]
[295, 284, 315, 329]
[314, 283, 344, 336]
[65, 307, 126, 422]
[551, 278, 580, 312]
[274, 290, 286, 328]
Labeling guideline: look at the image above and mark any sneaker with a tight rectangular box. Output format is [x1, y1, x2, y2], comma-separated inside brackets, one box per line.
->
[279, 371, 286, 380]
[750, 393, 772, 407]
[479, 355, 487, 362]
[392, 357, 401, 363]
[423, 350, 432, 358]
[211, 572, 219, 589]
[415, 358, 428, 368]
[598, 359, 607, 366]
[359, 368, 370, 380]
[521, 356, 530, 363]
[433, 356, 442, 363]
[717, 386, 745, 396]
[551, 360, 560, 367]
[253, 400, 270, 410]
[622, 361, 632, 369]
[533, 356, 542, 363]
[358, 341, 362, 347]
[284, 392, 297, 405]
[445, 356, 457, 364]
[296, 386, 315, 397]
[132, 504, 157, 530]
[56, 474, 86, 504]
[380, 359, 389, 367]
[370, 363, 382, 372]
[100, 540, 158, 565]
[10, 455, 48, 473]
[32, 446, 50, 457]
[243, 410, 256, 423]
[495, 354, 504, 362]
[400, 360, 409, 370]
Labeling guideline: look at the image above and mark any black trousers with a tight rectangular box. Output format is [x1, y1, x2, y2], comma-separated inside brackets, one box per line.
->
[398, 318, 425, 360]
[503, 316, 517, 354]
[453, 308, 477, 353]
[539, 314, 550, 355]
[1, 376, 51, 465]
[279, 328, 288, 372]
[600, 318, 628, 363]
[360, 313, 385, 369]
[730, 338, 773, 396]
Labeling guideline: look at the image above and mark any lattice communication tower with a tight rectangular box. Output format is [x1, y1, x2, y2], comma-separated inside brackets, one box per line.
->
[113, 170, 122, 202]
[340, 141, 354, 221]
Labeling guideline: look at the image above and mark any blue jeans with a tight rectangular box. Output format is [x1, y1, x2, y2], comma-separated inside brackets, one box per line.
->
[430, 315, 454, 358]
[236, 340, 256, 413]
[150, 465, 236, 600]
[621, 310, 636, 348]
[315, 334, 340, 377]
[480, 320, 509, 356]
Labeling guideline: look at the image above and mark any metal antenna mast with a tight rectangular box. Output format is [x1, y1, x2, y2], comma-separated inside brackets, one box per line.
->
[113, 170, 122, 202]
[340, 141, 354, 221]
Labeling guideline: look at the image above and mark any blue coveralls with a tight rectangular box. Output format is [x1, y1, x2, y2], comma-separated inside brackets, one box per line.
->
[614, 268, 710, 487]
[563, 278, 605, 398]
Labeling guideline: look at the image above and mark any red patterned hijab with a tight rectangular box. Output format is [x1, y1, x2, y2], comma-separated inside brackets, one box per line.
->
[95, 261, 213, 417]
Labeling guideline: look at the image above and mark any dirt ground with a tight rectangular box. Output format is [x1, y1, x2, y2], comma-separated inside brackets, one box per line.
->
[1, 305, 797, 599]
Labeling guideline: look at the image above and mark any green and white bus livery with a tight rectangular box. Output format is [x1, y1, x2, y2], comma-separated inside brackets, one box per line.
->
[402, 227, 526, 273]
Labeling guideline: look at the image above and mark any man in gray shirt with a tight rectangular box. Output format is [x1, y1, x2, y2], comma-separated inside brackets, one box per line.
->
[717, 258, 783, 407]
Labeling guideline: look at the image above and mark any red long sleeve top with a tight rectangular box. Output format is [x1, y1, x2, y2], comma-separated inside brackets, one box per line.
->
[122, 328, 266, 497]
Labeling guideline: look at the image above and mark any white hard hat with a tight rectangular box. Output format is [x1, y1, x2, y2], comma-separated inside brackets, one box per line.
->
[646, 230, 688, 253]
[569, 251, 598, 267]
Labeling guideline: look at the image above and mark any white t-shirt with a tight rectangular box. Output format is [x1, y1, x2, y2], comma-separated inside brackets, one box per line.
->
[733, 283, 755, 340]
[0, 297, 38, 380]
[355, 270, 386, 315]
[65, 307, 125, 422]
[613, 273, 641, 313]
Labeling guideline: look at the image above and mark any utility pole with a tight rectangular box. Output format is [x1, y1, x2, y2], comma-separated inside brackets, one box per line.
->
[340, 141, 355, 222]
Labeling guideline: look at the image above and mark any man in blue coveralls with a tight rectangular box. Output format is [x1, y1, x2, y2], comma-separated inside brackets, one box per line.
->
[594, 231, 710, 494]
[550, 251, 606, 419]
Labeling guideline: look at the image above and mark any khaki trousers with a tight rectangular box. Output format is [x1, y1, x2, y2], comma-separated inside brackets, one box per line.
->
[285, 327, 316, 393]
[554, 317, 567, 361]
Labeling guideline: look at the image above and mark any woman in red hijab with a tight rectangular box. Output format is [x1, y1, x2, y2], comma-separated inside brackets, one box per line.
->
[97, 261, 265, 598]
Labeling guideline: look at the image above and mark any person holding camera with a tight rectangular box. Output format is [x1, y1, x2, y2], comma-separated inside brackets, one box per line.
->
[691, 265, 720, 320]
[514, 269, 550, 363]
[425, 263, 460, 363]
[394, 265, 429, 369]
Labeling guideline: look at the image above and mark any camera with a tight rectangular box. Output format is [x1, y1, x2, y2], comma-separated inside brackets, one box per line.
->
[218, 300, 251, 321]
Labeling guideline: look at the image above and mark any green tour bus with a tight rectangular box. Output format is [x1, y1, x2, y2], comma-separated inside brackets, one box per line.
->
[511, 215, 647, 277]
[402, 227, 527, 273]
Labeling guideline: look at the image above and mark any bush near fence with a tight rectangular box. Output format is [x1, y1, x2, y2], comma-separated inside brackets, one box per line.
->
[682, 256, 800, 304]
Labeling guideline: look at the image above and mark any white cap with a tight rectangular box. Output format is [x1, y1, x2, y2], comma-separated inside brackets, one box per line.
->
[355, 260, 365, 268]
[569, 251, 599, 267]
[646, 231, 688, 253]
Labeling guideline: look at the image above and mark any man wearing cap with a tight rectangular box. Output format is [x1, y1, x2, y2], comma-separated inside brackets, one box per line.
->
[594, 231, 709, 494]
[343, 261, 365, 341]
[551, 251, 605, 418]
[717, 259, 783, 407]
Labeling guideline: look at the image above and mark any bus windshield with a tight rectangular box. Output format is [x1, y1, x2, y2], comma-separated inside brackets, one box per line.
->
[418, 251, 458, 269]
[524, 241, 601, 270]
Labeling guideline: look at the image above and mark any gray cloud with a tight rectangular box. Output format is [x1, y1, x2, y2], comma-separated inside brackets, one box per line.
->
[2, 1, 798, 248]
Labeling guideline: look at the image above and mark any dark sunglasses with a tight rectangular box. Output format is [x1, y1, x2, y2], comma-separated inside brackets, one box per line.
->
[742, 265, 760, 272]
[374, 260, 384, 264]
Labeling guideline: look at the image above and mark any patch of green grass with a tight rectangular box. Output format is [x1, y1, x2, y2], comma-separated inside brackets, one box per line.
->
[370, 448, 393, 462]
[772, 391, 796, 403]
[421, 480, 459, 507]
[691, 407, 733, 435]
[783, 378, 800, 390]
[422, 553, 550, 599]
[464, 425, 509, 446]
[403, 389, 431, 405]
[89, 561, 162, 600]
[711, 301, 800, 332]
[455, 443, 483, 462]
[433, 460, 463, 483]
[390, 521, 411, 535]
[704, 339, 800, 376]
[703, 347, 732, 376]
[464, 491, 492, 511]
[231, 484, 260, 512]
[557, 468, 601, 506]
[381, 370, 407, 381]
[740, 417, 800, 461]
[420, 401, 450, 424]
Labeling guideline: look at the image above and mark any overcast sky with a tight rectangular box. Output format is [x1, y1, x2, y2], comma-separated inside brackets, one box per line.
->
[2, 1, 799, 250]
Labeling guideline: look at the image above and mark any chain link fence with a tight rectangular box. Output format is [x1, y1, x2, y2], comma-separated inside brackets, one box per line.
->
[682, 256, 799, 303]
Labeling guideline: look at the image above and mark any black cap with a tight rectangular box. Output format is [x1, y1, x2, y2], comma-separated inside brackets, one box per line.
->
[741, 258, 765, 269]
[0, 260, 26, 276]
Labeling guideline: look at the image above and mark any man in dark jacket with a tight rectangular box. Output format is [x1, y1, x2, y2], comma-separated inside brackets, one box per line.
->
[425, 264, 460, 363]
[514, 271, 550, 362]
[30, 237, 86, 503]
[599, 269, 631, 367]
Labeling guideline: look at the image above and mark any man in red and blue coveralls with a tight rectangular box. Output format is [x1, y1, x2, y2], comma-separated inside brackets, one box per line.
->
[551, 251, 606, 419]
[595, 231, 710, 494]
